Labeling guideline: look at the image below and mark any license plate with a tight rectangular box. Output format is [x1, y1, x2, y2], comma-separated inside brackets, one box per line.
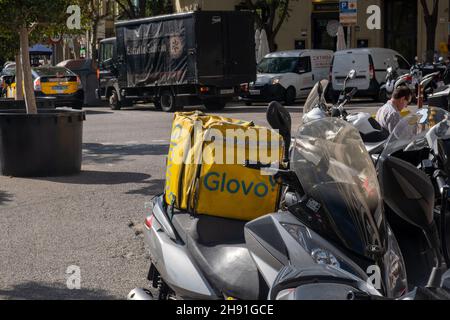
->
[220, 89, 234, 95]
[49, 78, 69, 82]
[52, 85, 68, 92]
[249, 90, 260, 95]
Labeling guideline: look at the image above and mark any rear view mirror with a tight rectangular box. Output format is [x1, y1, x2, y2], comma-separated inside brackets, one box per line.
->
[267, 101, 292, 162]
[379, 156, 435, 230]
[348, 69, 356, 80]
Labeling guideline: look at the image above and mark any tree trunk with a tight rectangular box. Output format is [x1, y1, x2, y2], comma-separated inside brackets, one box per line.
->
[266, 29, 276, 52]
[14, 54, 24, 101]
[64, 40, 71, 60]
[73, 38, 81, 60]
[420, 0, 439, 63]
[19, 26, 37, 114]
[138, 0, 147, 17]
[91, 20, 99, 60]
[425, 18, 438, 62]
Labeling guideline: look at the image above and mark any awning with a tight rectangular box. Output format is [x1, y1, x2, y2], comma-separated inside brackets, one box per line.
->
[29, 44, 52, 55]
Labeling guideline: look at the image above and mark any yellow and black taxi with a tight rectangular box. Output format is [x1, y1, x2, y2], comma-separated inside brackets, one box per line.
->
[5, 66, 84, 109]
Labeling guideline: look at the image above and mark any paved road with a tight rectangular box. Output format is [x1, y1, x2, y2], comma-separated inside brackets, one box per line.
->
[0, 100, 386, 300]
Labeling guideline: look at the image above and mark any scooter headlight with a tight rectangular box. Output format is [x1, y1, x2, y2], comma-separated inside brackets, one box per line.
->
[311, 248, 340, 268]
[281, 223, 358, 276]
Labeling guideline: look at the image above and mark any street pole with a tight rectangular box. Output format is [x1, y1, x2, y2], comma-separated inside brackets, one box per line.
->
[347, 25, 351, 48]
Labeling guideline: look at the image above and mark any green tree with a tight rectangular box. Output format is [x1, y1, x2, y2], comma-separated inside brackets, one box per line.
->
[0, 0, 70, 113]
[243, 0, 297, 52]
[115, 0, 173, 19]
[74, 0, 116, 59]
[0, 28, 19, 61]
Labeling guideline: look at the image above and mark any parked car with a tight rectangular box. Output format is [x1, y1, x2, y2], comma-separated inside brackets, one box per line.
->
[0, 63, 16, 97]
[240, 50, 333, 105]
[5, 66, 84, 109]
[330, 48, 410, 101]
[57, 59, 101, 106]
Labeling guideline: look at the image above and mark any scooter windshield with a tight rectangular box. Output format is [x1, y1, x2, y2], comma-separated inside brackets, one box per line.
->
[379, 107, 450, 161]
[303, 79, 330, 115]
[292, 117, 386, 259]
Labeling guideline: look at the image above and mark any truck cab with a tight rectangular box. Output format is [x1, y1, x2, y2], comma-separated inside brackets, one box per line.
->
[97, 37, 128, 110]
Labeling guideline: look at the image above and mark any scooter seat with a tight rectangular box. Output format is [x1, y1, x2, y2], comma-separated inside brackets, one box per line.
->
[172, 212, 267, 300]
[359, 118, 390, 143]
[360, 129, 389, 144]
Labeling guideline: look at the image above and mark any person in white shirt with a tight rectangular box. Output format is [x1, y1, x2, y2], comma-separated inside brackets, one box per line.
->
[376, 86, 412, 133]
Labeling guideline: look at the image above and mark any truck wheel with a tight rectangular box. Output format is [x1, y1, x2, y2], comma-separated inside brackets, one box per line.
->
[153, 100, 162, 111]
[204, 101, 226, 111]
[109, 89, 121, 110]
[160, 91, 178, 112]
[285, 87, 296, 106]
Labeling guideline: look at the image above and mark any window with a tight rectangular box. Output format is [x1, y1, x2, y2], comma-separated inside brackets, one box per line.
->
[101, 43, 114, 63]
[395, 55, 410, 70]
[257, 57, 299, 74]
[297, 57, 312, 74]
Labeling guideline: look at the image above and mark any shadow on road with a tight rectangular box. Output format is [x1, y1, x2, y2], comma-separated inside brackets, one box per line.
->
[126, 179, 165, 196]
[0, 282, 116, 300]
[217, 105, 302, 114]
[83, 143, 169, 164]
[40, 170, 151, 185]
[0, 190, 13, 205]
[83, 109, 114, 115]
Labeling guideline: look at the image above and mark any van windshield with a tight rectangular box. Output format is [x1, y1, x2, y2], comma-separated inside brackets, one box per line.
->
[257, 57, 298, 74]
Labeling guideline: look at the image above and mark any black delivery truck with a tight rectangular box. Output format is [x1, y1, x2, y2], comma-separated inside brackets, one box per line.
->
[96, 11, 256, 112]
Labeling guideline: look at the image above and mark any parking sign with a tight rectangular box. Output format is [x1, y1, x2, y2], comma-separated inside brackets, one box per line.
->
[340, 0, 358, 25]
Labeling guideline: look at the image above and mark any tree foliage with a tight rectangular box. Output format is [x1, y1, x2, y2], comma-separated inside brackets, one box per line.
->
[0, 0, 72, 57]
[243, 0, 297, 52]
[0, 0, 72, 113]
[115, 0, 173, 19]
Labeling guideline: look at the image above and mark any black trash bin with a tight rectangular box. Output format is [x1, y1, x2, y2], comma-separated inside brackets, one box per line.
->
[0, 108, 86, 177]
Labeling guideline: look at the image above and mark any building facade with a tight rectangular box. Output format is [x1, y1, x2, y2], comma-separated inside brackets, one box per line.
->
[174, 0, 450, 63]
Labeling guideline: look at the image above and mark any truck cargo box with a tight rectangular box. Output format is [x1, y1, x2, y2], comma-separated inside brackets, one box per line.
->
[115, 11, 256, 89]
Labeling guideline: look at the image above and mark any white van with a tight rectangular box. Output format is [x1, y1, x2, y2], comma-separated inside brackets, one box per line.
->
[240, 50, 333, 105]
[330, 48, 411, 101]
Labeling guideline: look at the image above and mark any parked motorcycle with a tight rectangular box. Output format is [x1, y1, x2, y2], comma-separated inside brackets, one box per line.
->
[379, 65, 399, 102]
[128, 102, 450, 300]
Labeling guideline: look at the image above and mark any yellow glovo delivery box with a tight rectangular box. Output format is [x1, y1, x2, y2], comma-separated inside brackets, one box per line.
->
[165, 111, 283, 221]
